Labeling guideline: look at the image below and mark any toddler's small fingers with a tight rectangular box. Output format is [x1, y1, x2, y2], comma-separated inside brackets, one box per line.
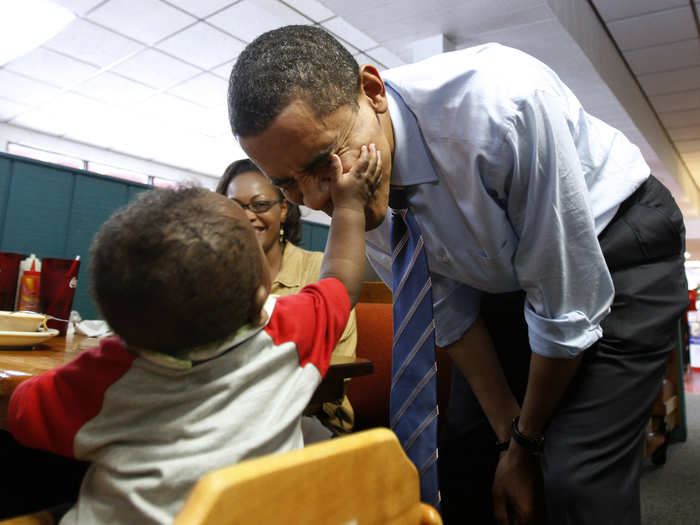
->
[365, 144, 378, 176]
[351, 145, 370, 176]
[330, 154, 343, 176]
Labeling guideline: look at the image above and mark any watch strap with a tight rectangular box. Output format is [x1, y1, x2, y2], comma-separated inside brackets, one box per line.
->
[511, 416, 544, 455]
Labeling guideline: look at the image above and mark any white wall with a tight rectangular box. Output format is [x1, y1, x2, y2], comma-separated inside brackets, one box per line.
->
[0, 122, 219, 189]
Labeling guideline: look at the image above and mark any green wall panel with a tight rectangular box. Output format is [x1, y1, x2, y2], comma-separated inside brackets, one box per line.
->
[0, 153, 151, 320]
[2, 160, 74, 256]
[309, 222, 329, 252]
[65, 175, 133, 319]
[299, 221, 329, 253]
[0, 158, 12, 237]
[127, 185, 149, 203]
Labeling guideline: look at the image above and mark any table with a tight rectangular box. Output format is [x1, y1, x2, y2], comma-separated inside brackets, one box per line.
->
[0, 333, 373, 430]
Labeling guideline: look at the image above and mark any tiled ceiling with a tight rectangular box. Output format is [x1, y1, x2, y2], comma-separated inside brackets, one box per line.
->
[0, 0, 698, 235]
[0, 0, 405, 176]
[590, 0, 700, 250]
[592, 0, 700, 189]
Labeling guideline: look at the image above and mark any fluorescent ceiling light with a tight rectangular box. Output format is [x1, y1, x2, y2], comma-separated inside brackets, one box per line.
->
[0, 0, 75, 66]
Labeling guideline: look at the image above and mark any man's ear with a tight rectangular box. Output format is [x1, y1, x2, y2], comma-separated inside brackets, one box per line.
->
[359, 64, 388, 114]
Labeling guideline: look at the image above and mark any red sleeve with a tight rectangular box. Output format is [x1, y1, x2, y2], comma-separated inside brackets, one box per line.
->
[264, 278, 351, 377]
[7, 336, 135, 458]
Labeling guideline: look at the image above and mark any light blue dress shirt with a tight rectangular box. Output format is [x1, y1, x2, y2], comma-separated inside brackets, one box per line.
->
[365, 43, 650, 359]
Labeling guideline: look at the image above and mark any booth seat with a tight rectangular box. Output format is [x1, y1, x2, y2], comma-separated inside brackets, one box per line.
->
[347, 282, 453, 431]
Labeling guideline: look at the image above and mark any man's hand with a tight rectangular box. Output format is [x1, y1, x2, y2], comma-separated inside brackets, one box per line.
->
[492, 444, 545, 525]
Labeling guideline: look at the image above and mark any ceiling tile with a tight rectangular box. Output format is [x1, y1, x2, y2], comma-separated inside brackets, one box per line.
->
[134, 93, 203, 132]
[639, 66, 700, 96]
[322, 16, 377, 51]
[53, 0, 105, 15]
[0, 70, 62, 106]
[0, 98, 28, 122]
[71, 72, 158, 105]
[44, 18, 145, 68]
[354, 52, 381, 70]
[682, 153, 700, 169]
[211, 59, 235, 79]
[64, 105, 158, 151]
[668, 127, 700, 141]
[9, 110, 69, 137]
[4, 48, 100, 89]
[10, 92, 108, 137]
[660, 109, 700, 128]
[156, 22, 245, 69]
[624, 39, 700, 75]
[193, 107, 232, 136]
[334, 35, 359, 56]
[365, 46, 405, 69]
[607, 7, 696, 51]
[285, 0, 334, 22]
[591, 0, 687, 22]
[111, 49, 201, 89]
[167, 73, 228, 108]
[208, 0, 309, 43]
[677, 139, 700, 154]
[650, 88, 700, 112]
[86, 0, 196, 45]
[166, 0, 235, 18]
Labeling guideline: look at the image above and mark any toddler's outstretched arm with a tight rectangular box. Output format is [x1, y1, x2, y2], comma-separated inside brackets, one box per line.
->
[320, 144, 382, 306]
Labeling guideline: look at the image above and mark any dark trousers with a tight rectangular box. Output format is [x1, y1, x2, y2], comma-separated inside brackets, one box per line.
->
[438, 175, 688, 525]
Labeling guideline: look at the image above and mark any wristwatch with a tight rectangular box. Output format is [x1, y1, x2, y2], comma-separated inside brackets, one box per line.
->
[496, 438, 510, 452]
[511, 416, 544, 455]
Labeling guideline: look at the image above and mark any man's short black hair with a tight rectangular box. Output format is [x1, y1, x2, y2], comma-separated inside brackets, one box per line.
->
[89, 187, 263, 353]
[228, 25, 359, 137]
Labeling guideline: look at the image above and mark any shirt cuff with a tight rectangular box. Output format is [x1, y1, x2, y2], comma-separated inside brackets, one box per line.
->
[524, 302, 608, 358]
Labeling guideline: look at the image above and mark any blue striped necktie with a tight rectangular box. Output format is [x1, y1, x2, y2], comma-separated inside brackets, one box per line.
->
[389, 188, 440, 509]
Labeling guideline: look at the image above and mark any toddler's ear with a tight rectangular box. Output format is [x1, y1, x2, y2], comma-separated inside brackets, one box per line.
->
[250, 307, 268, 328]
[250, 284, 269, 327]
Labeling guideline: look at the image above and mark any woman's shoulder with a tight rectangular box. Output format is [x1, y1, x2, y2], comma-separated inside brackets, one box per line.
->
[284, 242, 323, 264]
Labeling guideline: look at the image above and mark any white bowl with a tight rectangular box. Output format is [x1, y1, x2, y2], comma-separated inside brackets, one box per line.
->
[0, 311, 48, 332]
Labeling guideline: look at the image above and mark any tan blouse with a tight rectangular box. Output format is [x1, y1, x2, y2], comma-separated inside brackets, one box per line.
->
[271, 242, 357, 433]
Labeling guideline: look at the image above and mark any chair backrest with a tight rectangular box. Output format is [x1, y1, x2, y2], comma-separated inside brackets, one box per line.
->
[347, 282, 394, 429]
[347, 282, 452, 431]
[173, 428, 442, 525]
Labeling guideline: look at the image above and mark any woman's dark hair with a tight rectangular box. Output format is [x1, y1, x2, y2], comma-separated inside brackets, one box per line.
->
[215, 159, 302, 245]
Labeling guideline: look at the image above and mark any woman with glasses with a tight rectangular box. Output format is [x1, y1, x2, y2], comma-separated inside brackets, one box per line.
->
[216, 159, 357, 440]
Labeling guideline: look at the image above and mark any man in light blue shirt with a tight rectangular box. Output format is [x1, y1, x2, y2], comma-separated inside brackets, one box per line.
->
[228, 25, 688, 525]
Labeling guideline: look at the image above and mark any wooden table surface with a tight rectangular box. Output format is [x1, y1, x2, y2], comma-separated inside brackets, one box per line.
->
[0, 333, 373, 430]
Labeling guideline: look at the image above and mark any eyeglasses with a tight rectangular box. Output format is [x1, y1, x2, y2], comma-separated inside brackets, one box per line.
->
[232, 198, 283, 214]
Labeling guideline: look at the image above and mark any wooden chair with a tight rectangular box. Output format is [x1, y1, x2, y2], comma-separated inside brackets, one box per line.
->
[347, 282, 452, 431]
[0, 504, 70, 525]
[173, 428, 442, 525]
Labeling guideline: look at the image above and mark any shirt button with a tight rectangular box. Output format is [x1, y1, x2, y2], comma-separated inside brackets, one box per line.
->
[440, 251, 449, 263]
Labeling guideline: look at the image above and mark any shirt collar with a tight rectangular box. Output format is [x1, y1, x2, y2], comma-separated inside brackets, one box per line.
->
[132, 295, 277, 370]
[386, 82, 439, 188]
